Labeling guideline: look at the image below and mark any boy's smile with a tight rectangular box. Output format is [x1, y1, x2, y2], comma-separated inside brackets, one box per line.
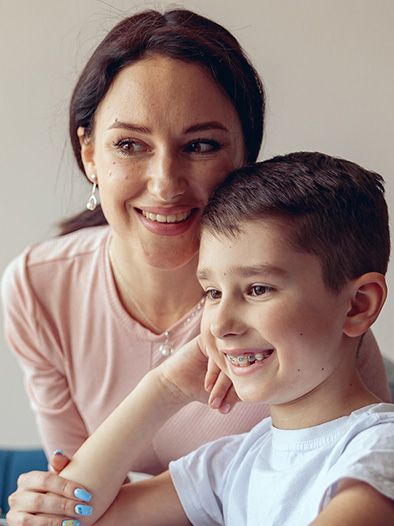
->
[197, 217, 361, 426]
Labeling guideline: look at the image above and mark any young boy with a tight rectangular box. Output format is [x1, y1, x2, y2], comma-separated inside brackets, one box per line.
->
[7, 152, 394, 525]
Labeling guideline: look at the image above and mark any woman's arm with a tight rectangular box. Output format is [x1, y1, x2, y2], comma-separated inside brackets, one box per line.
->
[1, 251, 90, 458]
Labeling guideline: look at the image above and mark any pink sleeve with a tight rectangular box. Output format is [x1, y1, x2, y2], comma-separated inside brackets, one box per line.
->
[1, 252, 88, 459]
[357, 329, 391, 402]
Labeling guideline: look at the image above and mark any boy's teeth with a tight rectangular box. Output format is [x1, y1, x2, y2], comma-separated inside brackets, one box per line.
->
[142, 210, 191, 223]
[227, 351, 272, 367]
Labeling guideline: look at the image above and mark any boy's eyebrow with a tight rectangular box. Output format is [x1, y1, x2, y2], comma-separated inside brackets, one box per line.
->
[197, 264, 287, 281]
[196, 268, 211, 282]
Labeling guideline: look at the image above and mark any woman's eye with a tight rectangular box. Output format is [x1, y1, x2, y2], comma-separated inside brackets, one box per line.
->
[114, 139, 148, 154]
[184, 139, 222, 154]
[249, 285, 272, 297]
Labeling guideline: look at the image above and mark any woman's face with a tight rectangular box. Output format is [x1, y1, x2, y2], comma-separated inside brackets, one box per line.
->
[79, 55, 246, 270]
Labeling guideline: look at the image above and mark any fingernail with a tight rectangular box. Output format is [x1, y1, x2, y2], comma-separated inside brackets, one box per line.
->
[74, 488, 92, 502]
[221, 403, 231, 414]
[75, 504, 93, 516]
[210, 397, 222, 409]
[53, 449, 66, 456]
[63, 521, 80, 526]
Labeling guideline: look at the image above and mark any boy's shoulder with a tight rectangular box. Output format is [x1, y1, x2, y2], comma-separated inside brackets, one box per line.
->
[346, 402, 394, 428]
[335, 402, 394, 451]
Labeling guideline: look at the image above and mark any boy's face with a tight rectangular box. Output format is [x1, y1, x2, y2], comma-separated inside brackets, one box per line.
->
[197, 218, 353, 409]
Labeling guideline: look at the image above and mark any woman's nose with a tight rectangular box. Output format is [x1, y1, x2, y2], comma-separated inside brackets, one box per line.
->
[147, 152, 187, 201]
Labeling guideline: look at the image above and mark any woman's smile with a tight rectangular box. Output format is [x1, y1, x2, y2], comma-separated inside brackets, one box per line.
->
[136, 206, 200, 237]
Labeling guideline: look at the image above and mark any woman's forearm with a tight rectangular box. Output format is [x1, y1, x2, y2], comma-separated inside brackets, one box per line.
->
[59, 367, 187, 523]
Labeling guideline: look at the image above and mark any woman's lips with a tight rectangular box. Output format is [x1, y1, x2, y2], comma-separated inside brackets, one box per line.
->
[136, 207, 199, 236]
[141, 209, 192, 223]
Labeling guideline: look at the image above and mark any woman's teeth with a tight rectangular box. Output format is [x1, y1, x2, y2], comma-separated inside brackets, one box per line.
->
[226, 351, 273, 367]
[141, 210, 191, 223]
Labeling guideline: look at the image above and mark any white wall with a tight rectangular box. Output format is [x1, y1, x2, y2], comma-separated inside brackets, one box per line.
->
[1, 0, 393, 447]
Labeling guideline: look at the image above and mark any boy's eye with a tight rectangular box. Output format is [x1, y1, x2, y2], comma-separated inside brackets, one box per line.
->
[249, 285, 271, 296]
[205, 289, 222, 300]
[184, 139, 221, 154]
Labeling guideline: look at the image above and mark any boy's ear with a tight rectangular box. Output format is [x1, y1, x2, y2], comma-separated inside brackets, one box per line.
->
[77, 126, 96, 181]
[343, 272, 387, 337]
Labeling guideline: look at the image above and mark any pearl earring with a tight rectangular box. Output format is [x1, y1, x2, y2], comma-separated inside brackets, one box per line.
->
[86, 174, 98, 211]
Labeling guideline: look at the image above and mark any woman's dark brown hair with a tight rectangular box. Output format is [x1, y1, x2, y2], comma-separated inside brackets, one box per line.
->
[60, 8, 265, 235]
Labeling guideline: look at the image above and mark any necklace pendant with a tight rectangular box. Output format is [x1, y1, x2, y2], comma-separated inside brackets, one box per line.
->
[159, 342, 174, 356]
[159, 330, 174, 357]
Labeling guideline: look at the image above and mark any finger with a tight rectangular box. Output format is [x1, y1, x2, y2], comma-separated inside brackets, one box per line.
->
[204, 355, 220, 392]
[51, 450, 71, 473]
[216, 382, 240, 414]
[8, 489, 93, 521]
[16, 470, 92, 503]
[7, 510, 78, 526]
[208, 370, 239, 414]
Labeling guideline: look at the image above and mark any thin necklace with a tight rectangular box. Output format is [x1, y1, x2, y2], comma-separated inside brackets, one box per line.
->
[108, 243, 204, 356]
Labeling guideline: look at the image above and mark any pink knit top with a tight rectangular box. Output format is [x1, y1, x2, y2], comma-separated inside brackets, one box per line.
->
[1, 226, 390, 475]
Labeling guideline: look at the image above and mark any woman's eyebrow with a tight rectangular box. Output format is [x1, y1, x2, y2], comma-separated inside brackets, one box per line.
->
[184, 121, 229, 134]
[107, 121, 151, 134]
[107, 120, 229, 135]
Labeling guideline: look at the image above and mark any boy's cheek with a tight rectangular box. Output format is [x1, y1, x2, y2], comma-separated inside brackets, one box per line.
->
[200, 310, 214, 338]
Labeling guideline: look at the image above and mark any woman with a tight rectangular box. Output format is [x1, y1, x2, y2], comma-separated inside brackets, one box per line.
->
[2, 6, 389, 515]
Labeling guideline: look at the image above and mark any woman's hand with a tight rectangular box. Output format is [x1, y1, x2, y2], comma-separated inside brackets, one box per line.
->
[160, 335, 239, 413]
[6, 452, 93, 525]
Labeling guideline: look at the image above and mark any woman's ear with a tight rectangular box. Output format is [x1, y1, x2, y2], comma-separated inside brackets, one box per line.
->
[343, 272, 387, 337]
[77, 126, 96, 181]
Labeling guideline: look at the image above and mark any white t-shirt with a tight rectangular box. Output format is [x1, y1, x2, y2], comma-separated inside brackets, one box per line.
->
[170, 403, 394, 526]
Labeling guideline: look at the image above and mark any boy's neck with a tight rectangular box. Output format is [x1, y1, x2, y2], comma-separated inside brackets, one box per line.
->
[269, 372, 381, 430]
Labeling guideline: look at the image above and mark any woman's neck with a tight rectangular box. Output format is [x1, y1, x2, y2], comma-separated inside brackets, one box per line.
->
[109, 235, 203, 333]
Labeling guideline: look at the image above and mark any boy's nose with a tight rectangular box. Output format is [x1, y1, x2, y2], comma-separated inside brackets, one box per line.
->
[210, 301, 246, 340]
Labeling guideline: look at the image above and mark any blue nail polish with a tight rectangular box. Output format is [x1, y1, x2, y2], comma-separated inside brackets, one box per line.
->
[62, 520, 80, 526]
[75, 504, 93, 516]
[53, 449, 66, 456]
[74, 488, 92, 502]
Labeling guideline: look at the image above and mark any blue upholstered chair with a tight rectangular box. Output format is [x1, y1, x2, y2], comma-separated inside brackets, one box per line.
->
[0, 449, 47, 516]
